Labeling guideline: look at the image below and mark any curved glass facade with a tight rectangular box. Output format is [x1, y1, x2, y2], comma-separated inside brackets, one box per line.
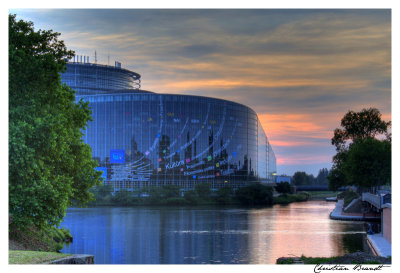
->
[61, 63, 276, 191]
[62, 62, 141, 95]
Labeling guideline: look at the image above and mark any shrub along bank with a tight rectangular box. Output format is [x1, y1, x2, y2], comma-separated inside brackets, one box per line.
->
[88, 183, 311, 207]
[342, 190, 360, 207]
[88, 183, 274, 206]
[273, 192, 311, 205]
[9, 222, 72, 252]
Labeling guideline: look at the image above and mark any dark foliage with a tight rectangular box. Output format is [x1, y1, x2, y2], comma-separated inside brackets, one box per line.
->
[328, 108, 391, 191]
[275, 182, 294, 194]
[235, 183, 273, 206]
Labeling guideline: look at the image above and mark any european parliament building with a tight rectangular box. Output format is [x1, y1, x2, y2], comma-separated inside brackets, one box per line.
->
[61, 57, 276, 191]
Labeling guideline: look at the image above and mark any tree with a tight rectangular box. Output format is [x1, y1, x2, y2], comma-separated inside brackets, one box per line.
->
[235, 183, 273, 206]
[332, 108, 390, 152]
[316, 168, 329, 185]
[147, 185, 182, 204]
[183, 190, 199, 205]
[92, 183, 114, 200]
[342, 138, 391, 191]
[328, 108, 391, 191]
[161, 185, 181, 199]
[275, 182, 293, 194]
[9, 14, 102, 230]
[194, 182, 212, 200]
[215, 186, 234, 205]
[112, 189, 136, 205]
[292, 172, 314, 186]
[328, 165, 347, 191]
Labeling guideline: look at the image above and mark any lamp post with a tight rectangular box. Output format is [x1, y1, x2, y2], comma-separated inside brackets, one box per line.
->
[272, 172, 277, 184]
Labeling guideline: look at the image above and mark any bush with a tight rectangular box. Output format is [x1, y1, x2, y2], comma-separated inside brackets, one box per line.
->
[9, 224, 72, 252]
[111, 189, 136, 206]
[195, 183, 212, 200]
[343, 191, 360, 207]
[92, 183, 114, 200]
[273, 192, 311, 204]
[275, 182, 294, 194]
[337, 191, 346, 199]
[235, 183, 273, 206]
[183, 190, 199, 205]
[49, 227, 73, 251]
[298, 191, 311, 200]
[146, 185, 182, 205]
[161, 185, 182, 199]
[215, 186, 234, 205]
[160, 197, 190, 206]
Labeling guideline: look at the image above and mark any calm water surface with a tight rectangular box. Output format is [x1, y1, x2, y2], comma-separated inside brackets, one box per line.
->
[61, 201, 366, 264]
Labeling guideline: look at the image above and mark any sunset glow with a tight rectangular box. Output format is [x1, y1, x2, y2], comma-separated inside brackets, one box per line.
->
[10, 9, 391, 175]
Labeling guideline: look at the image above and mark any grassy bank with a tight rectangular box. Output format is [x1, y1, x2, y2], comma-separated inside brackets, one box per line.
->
[9, 224, 75, 264]
[277, 255, 339, 264]
[277, 252, 391, 264]
[9, 224, 72, 253]
[9, 250, 72, 264]
[308, 191, 339, 200]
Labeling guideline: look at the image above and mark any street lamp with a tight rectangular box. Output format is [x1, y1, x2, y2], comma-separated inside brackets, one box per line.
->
[272, 172, 277, 183]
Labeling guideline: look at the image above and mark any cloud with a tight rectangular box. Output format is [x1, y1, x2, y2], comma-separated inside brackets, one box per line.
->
[11, 9, 391, 175]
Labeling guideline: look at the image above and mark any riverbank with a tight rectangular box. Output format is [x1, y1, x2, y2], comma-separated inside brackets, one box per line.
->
[277, 252, 391, 264]
[88, 184, 317, 208]
[330, 200, 380, 221]
[9, 219, 74, 264]
[367, 233, 391, 258]
[9, 224, 72, 252]
[8, 251, 95, 264]
[329, 199, 391, 259]
[84, 192, 311, 207]
[8, 250, 72, 264]
[88, 192, 312, 208]
[8, 226, 94, 264]
[87, 186, 313, 207]
[273, 192, 311, 204]
[308, 191, 339, 200]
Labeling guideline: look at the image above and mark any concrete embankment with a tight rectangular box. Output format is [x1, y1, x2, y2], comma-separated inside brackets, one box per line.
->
[330, 200, 391, 258]
[367, 234, 391, 258]
[330, 200, 379, 221]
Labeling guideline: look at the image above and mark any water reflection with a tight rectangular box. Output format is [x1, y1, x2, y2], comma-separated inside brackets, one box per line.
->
[248, 202, 365, 263]
[61, 201, 365, 264]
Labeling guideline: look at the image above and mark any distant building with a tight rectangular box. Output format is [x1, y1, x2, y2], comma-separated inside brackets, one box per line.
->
[276, 176, 291, 184]
[61, 57, 277, 191]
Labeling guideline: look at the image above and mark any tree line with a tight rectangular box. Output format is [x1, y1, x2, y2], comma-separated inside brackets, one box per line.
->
[284, 107, 392, 193]
[90, 183, 276, 206]
[289, 168, 330, 186]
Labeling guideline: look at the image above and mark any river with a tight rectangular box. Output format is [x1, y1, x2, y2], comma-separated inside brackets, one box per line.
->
[60, 200, 366, 264]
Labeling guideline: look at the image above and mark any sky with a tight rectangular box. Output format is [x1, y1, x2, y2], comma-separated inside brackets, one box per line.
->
[9, 8, 392, 176]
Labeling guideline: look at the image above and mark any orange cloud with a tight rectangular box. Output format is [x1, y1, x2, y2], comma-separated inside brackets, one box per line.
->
[258, 113, 332, 145]
[277, 155, 333, 165]
[155, 78, 369, 92]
